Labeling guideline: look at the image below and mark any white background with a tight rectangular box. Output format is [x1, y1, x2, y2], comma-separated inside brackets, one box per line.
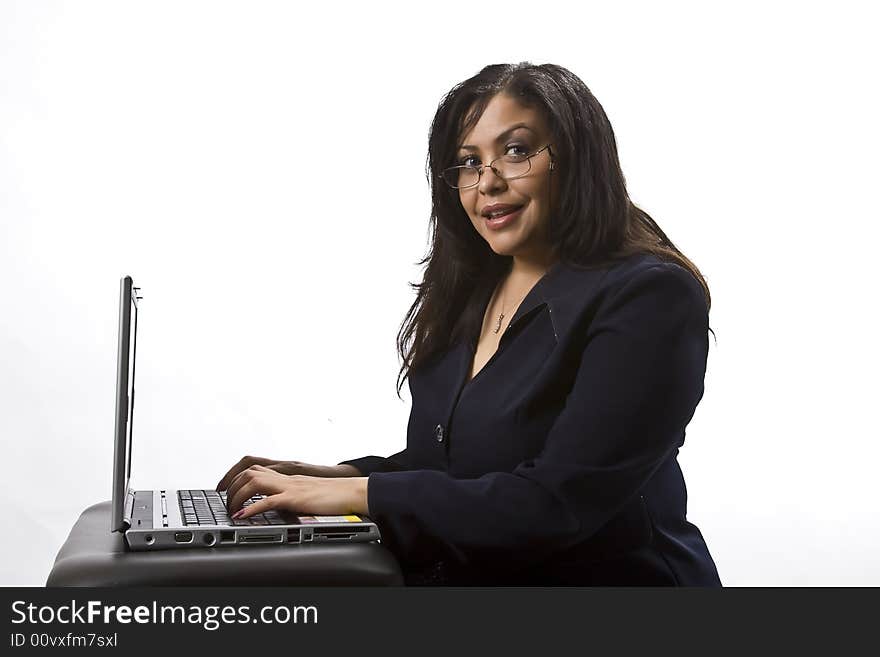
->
[1, 1, 877, 586]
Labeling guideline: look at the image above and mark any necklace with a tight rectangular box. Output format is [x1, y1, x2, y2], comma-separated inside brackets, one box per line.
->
[491, 283, 532, 334]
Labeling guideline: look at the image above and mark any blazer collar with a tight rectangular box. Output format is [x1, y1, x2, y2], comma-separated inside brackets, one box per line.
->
[504, 259, 616, 341]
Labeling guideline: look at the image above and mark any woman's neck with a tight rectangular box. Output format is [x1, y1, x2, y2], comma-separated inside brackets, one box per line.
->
[507, 250, 559, 289]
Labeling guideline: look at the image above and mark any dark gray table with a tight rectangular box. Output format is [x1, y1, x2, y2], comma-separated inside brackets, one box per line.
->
[46, 501, 404, 586]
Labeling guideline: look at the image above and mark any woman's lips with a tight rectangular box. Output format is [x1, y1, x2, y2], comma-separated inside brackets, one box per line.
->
[484, 206, 523, 230]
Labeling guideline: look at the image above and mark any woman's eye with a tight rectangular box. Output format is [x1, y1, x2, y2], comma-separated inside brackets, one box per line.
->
[459, 155, 480, 167]
[506, 143, 529, 157]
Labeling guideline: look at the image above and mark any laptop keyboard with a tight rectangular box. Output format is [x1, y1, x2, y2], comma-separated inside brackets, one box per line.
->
[178, 490, 288, 526]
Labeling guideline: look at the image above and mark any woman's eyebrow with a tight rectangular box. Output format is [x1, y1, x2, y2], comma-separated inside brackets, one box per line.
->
[458, 123, 536, 152]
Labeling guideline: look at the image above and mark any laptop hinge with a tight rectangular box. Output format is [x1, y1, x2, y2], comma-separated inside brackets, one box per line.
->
[123, 487, 136, 528]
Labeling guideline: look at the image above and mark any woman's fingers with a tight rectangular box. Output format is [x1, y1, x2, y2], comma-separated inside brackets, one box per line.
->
[226, 466, 266, 512]
[224, 467, 250, 504]
[217, 455, 276, 491]
[226, 477, 262, 515]
[234, 493, 284, 520]
[216, 456, 250, 491]
[226, 466, 285, 513]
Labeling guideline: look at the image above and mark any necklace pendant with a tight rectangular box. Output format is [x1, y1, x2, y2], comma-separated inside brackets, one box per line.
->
[493, 313, 504, 334]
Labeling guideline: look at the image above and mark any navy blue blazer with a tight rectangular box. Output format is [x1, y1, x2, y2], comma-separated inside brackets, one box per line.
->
[340, 253, 721, 586]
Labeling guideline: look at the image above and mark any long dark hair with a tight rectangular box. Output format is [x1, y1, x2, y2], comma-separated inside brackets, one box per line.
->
[396, 62, 711, 396]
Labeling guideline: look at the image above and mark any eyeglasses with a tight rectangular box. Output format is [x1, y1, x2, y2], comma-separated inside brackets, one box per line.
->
[440, 144, 554, 190]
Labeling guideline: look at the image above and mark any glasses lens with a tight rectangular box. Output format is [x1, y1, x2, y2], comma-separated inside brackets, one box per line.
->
[458, 167, 479, 188]
[443, 166, 478, 189]
[498, 155, 530, 180]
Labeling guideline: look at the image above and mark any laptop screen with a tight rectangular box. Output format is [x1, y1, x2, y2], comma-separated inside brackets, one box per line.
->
[111, 276, 139, 531]
[125, 285, 137, 483]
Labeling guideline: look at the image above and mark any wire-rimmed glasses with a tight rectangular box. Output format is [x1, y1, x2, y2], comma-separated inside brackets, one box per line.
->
[440, 144, 554, 190]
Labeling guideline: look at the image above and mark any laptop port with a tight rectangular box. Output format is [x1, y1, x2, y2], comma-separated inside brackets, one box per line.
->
[203, 533, 216, 546]
[174, 531, 193, 543]
[286, 529, 301, 544]
[315, 526, 371, 534]
[318, 533, 355, 540]
[220, 531, 236, 544]
[239, 534, 282, 544]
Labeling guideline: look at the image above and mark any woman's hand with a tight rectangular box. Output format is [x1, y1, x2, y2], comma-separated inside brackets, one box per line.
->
[225, 465, 369, 519]
[216, 456, 361, 491]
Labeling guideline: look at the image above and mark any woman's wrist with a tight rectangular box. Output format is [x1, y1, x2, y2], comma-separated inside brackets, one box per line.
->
[289, 463, 362, 478]
[331, 464, 363, 477]
[349, 477, 370, 516]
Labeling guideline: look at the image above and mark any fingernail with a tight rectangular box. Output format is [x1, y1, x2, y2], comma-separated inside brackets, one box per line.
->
[232, 510, 243, 519]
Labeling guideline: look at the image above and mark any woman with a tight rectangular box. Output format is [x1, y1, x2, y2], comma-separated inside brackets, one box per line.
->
[217, 62, 722, 586]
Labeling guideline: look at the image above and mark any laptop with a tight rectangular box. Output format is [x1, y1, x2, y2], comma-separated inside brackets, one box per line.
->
[111, 275, 381, 551]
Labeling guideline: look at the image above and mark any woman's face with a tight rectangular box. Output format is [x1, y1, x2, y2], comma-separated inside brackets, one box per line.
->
[456, 93, 558, 265]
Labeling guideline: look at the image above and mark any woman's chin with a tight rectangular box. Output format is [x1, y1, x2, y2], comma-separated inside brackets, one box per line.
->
[485, 237, 521, 257]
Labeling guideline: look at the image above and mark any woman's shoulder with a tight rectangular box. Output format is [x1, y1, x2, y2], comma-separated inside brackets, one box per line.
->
[601, 253, 703, 301]
[544, 253, 707, 337]
[552, 253, 701, 302]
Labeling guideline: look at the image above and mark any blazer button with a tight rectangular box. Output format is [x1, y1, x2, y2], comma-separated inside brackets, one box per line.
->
[434, 424, 444, 443]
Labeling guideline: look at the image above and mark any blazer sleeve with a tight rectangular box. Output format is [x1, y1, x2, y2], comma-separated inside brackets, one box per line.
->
[365, 263, 709, 569]
[337, 448, 410, 477]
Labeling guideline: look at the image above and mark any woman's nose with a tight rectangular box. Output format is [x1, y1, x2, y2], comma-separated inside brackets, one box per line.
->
[477, 165, 507, 194]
